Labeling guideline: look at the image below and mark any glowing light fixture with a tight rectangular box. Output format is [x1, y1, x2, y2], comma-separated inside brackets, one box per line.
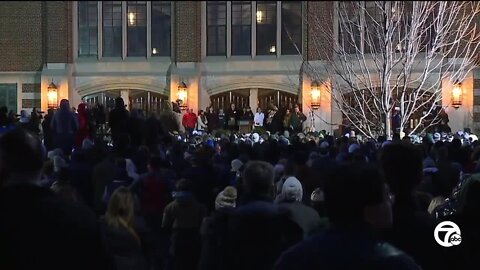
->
[452, 82, 462, 109]
[128, 12, 135, 26]
[311, 80, 321, 110]
[177, 81, 188, 110]
[47, 80, 58, 109]
[256, 11, 263, 23]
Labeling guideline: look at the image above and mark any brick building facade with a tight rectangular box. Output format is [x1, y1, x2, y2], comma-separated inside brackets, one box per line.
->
[0, 1, 476, 133]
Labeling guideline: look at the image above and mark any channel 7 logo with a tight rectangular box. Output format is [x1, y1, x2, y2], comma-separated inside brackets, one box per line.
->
[434, 221, 462, 247]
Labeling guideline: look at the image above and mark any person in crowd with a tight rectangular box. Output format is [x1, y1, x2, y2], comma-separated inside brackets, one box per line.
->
[290, 105, 307, 134]
[199, 186, 238, 270]
[197, 110, 208, 133]
[102, 158, 135, 206]
[51, 99, 79, 156]
[199, 161, 303, 270]
[380, 142, 446, 270]
[241, 106, 254, 122]
[0, 128, 113, 270]
[254, 107, 265, 128]
[0, 106, 10, 127]
[29, 107, 42, 134]
[172, 102, 185, 134]
[127, 109, 147, 149]
[283, 108, 292, 133]
[74, 103, 91, 149]
[218, 108, 226, 130]
[163, 179, 207, 270]
[145, 112, 166, 154]
[108, 97, 130, 149]
[131, 156, 175, 268]
[182, 108, 197, 137]
[206, 106, 219, 133]
[225, 103, 239, 132]
[275, 163, 421, 270]
[42, 108, 55, 152]
[275, 176, 321, 238]
[271, 104, 286, 134]
[101, 187, 148, 270]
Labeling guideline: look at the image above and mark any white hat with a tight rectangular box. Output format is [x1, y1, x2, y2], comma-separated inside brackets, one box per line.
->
[282, 176, 303, 202]
[252, 133, 260, 143]
[433, 133, 441, 142]
[231, 159, 243, 172]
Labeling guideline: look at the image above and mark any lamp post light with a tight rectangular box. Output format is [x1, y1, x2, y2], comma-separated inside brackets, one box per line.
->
[177, 81, 188, 111]
[452, 82, 462, 109]
[311, 80, 321, 110]
[310, 80, 321, 131]
[47, 80, 58, 109]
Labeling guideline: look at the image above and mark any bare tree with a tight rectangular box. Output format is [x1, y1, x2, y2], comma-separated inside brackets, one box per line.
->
[302, 1, 480, 138]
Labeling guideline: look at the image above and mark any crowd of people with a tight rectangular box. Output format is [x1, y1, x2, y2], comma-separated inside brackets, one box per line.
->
[2, 97, 480, 270]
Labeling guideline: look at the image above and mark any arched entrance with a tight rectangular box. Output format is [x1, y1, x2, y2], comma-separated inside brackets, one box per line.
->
[82, 89, 169, 115]
[210, 88, 299, 112]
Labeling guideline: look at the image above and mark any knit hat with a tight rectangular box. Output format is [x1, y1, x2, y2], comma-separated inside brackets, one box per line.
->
[252, 133, 260, 143]
[231, 159, 243, 172]
[215, 186, 238, 210]
[82, 138, 94, 150]
[281, 176, 303, 202]
[348, 143, 360, 154]
[433, 132, 441, 142]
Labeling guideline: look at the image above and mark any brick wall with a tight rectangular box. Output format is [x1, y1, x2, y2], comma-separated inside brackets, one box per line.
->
[174, 1, 201, 62]
[305, 1, 334, 61]
[46, 1, 72, 63]
[0, 1, 43, 71]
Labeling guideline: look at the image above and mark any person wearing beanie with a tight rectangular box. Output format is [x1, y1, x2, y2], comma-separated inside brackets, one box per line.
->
[215, 186, 238, 210]
[163, 179, 207, 270]
[199, 186, 238, 270]
[199, 161, 302, 270]
[276, 177, 321, 238]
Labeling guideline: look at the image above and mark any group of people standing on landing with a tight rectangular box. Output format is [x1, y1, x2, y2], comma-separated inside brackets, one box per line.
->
[182, 102, 307, 135]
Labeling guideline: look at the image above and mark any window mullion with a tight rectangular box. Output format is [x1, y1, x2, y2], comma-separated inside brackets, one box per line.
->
[147, 1, 151, 58]
[227, 1, 232, 58]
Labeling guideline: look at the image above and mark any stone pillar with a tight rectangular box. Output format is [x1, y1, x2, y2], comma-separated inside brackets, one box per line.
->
[120, 90, 130, 111]
[250, 88, 258, 113]
[472, 70, 480, 134]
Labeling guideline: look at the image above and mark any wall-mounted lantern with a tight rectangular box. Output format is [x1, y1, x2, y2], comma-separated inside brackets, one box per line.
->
[47, 80, 58, 109]
[311, 80, 321, 110]
[452, 82, 462, 109]
[177, 81, 188, 110]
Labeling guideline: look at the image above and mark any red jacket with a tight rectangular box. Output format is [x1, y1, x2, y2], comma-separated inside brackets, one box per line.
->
[182, 112, 197, 129]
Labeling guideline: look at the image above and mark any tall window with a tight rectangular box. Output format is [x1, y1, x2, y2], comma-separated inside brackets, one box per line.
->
[281, 2, 302, 55]
[364, 1, 383, 54]
[338, 1, 362, 54]
[127, 1, 147, 57]
[256, 1, 276, 55]
[151, 2, 171, 56]
[78, 1, 98, 57]
[207, 1, 227, 56]
[103, 1, 122, 57]
[231, 1, 251, 55]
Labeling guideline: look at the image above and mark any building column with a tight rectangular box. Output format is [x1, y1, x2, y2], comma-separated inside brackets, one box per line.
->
[250, 88, 258, 112]
[120, 89, 130, 110]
